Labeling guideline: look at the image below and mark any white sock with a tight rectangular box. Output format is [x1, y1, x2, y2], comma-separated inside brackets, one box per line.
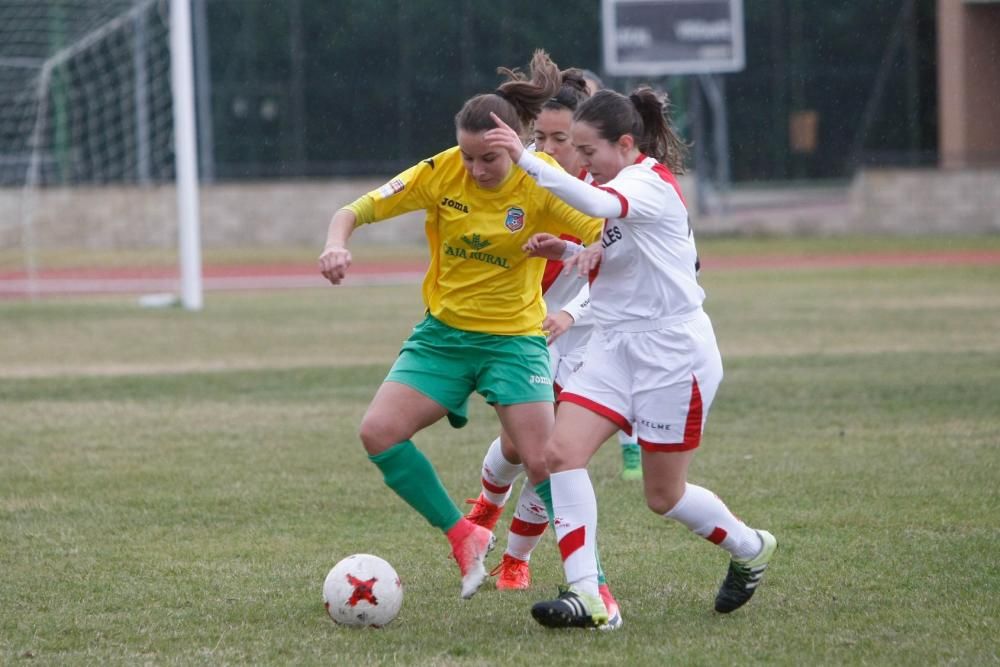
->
[664, 483, 763, 561]
[480, 437, 523, 506]
[551, 468, 599, 597]
[505, 480, 548, 561]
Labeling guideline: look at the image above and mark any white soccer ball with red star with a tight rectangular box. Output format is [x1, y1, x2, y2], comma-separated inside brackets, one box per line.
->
[323, 554, 403, 628]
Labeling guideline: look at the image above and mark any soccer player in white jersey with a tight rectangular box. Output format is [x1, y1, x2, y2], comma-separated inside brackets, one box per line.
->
[461, 69, 623, 629]
[485, 88, 777, 628]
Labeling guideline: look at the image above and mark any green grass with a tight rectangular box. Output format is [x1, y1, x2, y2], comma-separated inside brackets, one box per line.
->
[3, 242, 1000, 665]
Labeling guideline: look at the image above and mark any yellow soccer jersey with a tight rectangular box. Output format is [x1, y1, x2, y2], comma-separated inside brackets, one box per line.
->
[354, 146, 602, 335]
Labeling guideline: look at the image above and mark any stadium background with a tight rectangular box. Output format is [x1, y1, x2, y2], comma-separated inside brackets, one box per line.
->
[172, 0, 942, 182]
[0, 0, 997, 276]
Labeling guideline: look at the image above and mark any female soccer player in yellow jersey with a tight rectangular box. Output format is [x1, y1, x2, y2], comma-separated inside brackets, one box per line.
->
[318, 51, 606, 603]
[459, 67, 625, 628]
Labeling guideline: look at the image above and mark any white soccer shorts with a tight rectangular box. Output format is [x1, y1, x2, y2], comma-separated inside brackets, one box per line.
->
[549, 323, 593, 394]
[558, 309, 723, 450]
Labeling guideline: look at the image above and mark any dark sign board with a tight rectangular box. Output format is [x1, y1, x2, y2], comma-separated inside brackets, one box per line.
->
[602, 0, 745, 75]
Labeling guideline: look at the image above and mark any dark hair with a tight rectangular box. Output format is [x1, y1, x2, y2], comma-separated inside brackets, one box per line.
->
[581, 69, 604, 91]
[543, 68, 590, 113]
[455, 49, 562, 135]
[573, 86, 689, 174]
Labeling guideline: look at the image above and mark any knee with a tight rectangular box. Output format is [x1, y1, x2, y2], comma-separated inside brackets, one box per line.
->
[645, 484, 686, 515]
[518, 448, 548, 484]
[543, 441, 573, 475]
[358, 414, 403, 456]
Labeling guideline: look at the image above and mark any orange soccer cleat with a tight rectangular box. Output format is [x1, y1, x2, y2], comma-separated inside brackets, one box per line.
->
[448, 519, 497, 599]
[491, 553, 531, 590]
[464, 494, 504, 531]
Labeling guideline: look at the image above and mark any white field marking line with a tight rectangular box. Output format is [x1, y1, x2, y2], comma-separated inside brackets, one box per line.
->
[1, 355, 397, 379]
[0, 272, 425, 295]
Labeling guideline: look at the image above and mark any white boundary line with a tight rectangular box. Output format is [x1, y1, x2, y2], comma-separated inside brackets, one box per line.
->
[0, 271, 425, 297]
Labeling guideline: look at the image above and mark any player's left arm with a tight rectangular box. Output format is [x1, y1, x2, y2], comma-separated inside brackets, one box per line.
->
[561, 282, 591, 326]
[487, 112, 623, 224]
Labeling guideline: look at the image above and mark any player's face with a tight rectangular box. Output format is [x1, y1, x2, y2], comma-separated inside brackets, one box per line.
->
[533, 108, 580, 174]
[571, 121, 633, 185]
[458, 129, 512, 189]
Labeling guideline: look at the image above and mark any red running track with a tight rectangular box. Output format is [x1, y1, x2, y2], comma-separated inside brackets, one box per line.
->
[1, 251, 998, 299]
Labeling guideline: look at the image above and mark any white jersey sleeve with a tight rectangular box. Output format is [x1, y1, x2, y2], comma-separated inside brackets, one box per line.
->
[517, 150, 623, 219]
[588, 158, 703, 326]
[600, 166, 680, 224]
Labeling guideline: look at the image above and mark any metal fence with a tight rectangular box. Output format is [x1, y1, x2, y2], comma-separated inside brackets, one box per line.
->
[3, 0, 941, 186]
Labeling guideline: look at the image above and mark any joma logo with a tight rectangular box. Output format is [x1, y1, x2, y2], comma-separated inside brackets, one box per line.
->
[441, 197, 469, 213]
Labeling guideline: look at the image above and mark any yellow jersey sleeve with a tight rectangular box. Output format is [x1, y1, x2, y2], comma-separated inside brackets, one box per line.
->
[359, 158, 438, 224]
[341, 194, 375, 225]
[542, 189, 604, 245]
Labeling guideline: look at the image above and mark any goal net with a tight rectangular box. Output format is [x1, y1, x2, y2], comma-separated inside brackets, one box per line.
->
[0, 0, 182, 295]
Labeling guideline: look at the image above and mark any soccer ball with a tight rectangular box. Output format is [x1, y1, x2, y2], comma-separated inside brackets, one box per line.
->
[323, 554, 403, 628]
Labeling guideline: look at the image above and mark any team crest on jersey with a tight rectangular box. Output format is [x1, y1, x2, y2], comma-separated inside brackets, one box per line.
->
[504, 206, 525, 232]
[377, 178, 405, 198]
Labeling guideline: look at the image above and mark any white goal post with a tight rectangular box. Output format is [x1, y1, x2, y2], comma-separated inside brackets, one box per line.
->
[170, 0, 202, 310]
[0, 0, 203, 309]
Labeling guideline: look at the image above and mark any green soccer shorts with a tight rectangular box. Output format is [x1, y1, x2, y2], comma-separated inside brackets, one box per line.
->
[385, 314, 554, 428]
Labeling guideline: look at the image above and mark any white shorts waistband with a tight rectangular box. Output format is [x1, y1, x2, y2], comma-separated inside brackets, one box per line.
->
[602, 308, 702, 333]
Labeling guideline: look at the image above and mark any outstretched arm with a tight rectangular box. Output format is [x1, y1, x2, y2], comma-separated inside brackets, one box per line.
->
[485, 112, 624, 219]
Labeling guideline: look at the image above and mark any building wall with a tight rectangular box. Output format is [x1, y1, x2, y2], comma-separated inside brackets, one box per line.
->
[1, 170, 998, 252]
[849, 168, 1000, 233]
[0, 179, 427, 251]
[938, 0, 1000, 167]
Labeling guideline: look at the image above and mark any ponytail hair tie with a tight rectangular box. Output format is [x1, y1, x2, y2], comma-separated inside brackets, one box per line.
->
[494, 88, 511, 102]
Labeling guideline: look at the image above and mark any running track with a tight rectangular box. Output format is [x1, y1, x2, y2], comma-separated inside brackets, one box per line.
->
[2, 250, 999, 299]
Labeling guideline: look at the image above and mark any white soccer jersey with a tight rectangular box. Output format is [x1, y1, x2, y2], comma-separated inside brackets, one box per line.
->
[518, 152, 703, 330]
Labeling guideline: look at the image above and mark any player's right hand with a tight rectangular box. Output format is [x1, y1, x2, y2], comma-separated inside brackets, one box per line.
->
[319, 245, 352, 285]
[523, 233, 566, 260]
[562, 243, 602, 277]
[484, 112, 525, 162]
[543, 310, 574, 345]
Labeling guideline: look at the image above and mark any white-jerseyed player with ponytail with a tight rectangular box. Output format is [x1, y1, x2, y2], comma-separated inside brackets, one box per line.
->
[485, 86, 777, 628]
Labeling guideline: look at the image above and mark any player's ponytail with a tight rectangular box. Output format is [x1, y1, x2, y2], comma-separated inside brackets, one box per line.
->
[574, 87, 689, 174]
[543, 68, 590, 113]
[455, 49, 562, 135]
[629, 87, 688, 174]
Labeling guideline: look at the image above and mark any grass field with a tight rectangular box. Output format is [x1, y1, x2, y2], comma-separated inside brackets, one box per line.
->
[3, 236, 1000, 665]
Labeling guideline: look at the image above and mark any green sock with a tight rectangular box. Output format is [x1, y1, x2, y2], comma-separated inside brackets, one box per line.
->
[534, 478, 554, 522]
[369, 440, 462, 532]
[535, 477, 607, 585]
